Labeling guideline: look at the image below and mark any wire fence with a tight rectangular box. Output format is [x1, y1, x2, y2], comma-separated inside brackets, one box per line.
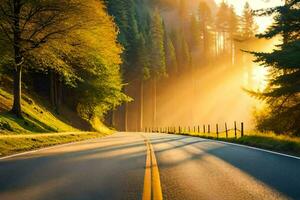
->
[144, 121, 244, 139]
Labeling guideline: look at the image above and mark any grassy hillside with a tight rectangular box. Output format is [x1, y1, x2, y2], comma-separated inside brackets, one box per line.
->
[0, 88, 78, 134]
[0, 81, 113, 156]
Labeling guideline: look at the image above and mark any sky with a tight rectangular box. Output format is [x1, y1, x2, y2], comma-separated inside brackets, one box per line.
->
[215, 0, 284, 32]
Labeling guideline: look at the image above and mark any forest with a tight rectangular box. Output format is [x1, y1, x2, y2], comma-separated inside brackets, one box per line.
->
[0, 0, 300, 136]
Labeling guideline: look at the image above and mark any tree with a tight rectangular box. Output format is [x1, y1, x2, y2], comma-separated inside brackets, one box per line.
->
[189, 14, 201, 51]
[198, 1, 213, 62]
[250, 0, 300, 134]
[149, 9, 166, 127]
[0, 0, 85, 117]
[241, 2, 258, 40]
[164, 32, 178, 76]
[216, 1, 230, 54]
[131, 32, 150, 131]
[228, 5, 239, 65]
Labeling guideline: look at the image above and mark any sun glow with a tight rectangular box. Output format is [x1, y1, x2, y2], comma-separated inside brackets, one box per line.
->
[215, 0, 283, 33]
[252, 66, 268, 91]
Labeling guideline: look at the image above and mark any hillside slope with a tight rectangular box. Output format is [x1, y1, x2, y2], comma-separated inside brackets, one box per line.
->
[0, 87, 80, 134]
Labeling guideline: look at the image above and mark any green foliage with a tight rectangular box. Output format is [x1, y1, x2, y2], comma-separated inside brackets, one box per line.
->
[171, 30, 191, 72]
[150, 9, 166, 78]
[0, 132, 111, 156]
[251, 0, 300, 135]
[0, 89, 77, 133]
[105, 0, 152, 81]
[164, 33, 178, 75]
[0, 0, 127, 124]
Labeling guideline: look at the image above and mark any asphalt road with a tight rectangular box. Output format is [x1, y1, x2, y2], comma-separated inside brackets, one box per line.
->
[0, 133, 300, 200]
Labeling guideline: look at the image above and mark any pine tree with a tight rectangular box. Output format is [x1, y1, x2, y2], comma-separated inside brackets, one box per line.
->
[149, 9, 166, 127]
[250, 0, 300, 134]
[198, 1, 212, 61]
[164, 32, 178, 76]
[189, 14, 201, 50]
[150, 9, 166, 78]
[228, 5, 239, 65]
[171, 29, 191, 72]
[241, 2, 258, 40]
[216, 1, 230, 54]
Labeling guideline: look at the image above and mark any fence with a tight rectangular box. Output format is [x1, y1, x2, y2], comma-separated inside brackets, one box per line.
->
[144, 121, 244, 139]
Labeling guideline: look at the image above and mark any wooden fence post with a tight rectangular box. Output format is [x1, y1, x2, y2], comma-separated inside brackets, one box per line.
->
[234, 121, 237, 139]
[241, 123, 244, 137]
[198, 125, 200, 133]
[216, 124, 219, 139]
[179, 126, 181, 134]
[203, 125, 206, 133]
[208, 125, 210, 134]
[225, 123, 228, 138]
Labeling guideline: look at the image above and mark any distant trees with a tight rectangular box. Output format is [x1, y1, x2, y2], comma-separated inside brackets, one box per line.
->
[0, 0, 126, 126]
[104, 0, 261, 131]
[241, 2, 258, 40]
[250, 0, 300, 135]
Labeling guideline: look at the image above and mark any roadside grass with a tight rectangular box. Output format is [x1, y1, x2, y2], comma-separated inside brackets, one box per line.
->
[0, 131, 113, 157]
[170, 131, 300, 157]
[0, 83, 114, 157]
[0, 88, 78, 134]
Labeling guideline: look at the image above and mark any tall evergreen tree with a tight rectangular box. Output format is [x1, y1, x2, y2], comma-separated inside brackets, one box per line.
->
[241, 2, 258, 40]
[164, 32, 178, 76]
[198, 1, 213, 61]
[189, 14, 201, 50]
[150, 9, 166, 77]
[250, 0, 300, 134]
[216, 1, 230, 54]
[228, 5, 239, 65]
[149, 9, 166, 127]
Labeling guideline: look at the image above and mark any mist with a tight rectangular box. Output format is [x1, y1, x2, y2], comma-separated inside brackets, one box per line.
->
[112, 0, 279, 132]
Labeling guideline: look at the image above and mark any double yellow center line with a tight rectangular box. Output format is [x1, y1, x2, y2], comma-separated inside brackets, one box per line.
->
[142, 136, 163, 200]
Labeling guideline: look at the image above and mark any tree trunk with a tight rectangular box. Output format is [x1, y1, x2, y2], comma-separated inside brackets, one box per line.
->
[11, 0, 23, 118]
[50, 70, 62, 114]
[139, 80, 144, 132]
[50, 70, 55, 109]
[11, 65, 22, 118]
[124, 86, 128, 132]
[152, 77, 157, 128]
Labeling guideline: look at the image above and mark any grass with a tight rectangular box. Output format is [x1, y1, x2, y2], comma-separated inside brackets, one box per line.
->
[170, 130, 300, 157]
[0, 131, 113, 157]
[0, 88, 78, 134]
[0, 79, 114, 157]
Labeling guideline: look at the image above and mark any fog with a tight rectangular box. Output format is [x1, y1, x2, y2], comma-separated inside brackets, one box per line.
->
[113, 0, 279, 132]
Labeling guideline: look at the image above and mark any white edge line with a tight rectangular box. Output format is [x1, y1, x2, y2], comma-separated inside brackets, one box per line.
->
[0, 135, 113, 161]
[198, 137, 300, 160]
[161, 133, 300, 160]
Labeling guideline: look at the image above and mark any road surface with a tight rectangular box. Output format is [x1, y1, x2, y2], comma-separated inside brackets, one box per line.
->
[0, 133, 300, 200]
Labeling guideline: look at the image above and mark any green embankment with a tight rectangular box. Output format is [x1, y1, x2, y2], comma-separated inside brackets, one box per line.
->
[0, 132, 111, 157]
[0, 88, 77, 133]
[0, 88, 113, 157]
[172, 131, 300, 157]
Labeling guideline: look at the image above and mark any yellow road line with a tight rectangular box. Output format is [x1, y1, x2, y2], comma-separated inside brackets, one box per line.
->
[143, 140, 152, 200]
[142, 136, 163, 200]
[150, 142, 163, 200]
